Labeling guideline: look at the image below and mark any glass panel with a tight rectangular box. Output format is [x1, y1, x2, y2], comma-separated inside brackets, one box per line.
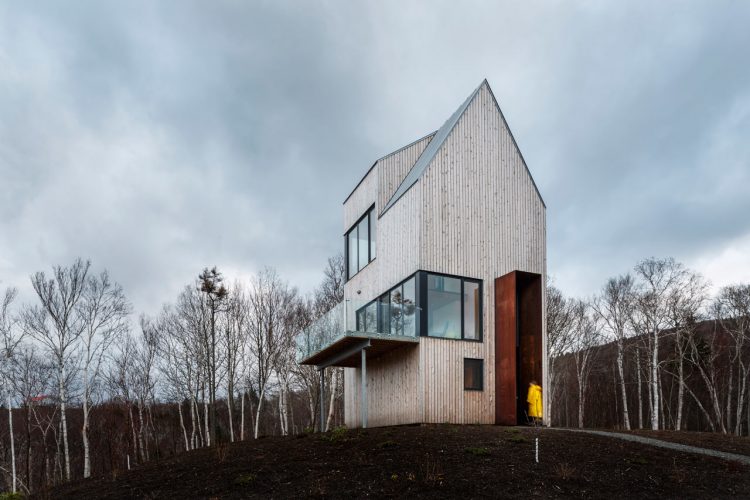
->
[402, 277, 416, 337]
[357, 216, 369, 271]
[370, 209, 376, 260]
[390, 287, 403, 336]
[357, 307, 367, 332]
[463, 281, 480, 340]
[378, 294, 390, 334]
[347, 228, 358, 279]
[364, 301, 377, 333]
[427, 274, 461, 339]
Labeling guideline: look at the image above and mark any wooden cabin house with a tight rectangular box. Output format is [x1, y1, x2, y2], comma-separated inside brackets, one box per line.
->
[296, 80, 546, 429]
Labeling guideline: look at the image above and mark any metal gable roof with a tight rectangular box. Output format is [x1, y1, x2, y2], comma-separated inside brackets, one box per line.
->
[379, 80, 485, 216]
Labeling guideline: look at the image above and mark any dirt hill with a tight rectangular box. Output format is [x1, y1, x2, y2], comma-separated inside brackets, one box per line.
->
[40, 425, 749, 499]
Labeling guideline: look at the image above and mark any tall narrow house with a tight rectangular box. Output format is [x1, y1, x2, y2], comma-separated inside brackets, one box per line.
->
[296, 80, 547, 428]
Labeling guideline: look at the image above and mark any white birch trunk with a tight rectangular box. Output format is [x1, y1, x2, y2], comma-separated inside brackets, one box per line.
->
[203, 400, 210, 447]
[8, 393, 16, 493]
[650, 328, 659, 430]
[178, 401, 189, 452]
[240, 391, 245, 441]
[59, 364, 71, 481]
[228, 390, 235, 443]
[254, 387, 265, 439]
[636, 352, 643, 429]
[616, 342, 630, 430]
[676, 351, 685, 431]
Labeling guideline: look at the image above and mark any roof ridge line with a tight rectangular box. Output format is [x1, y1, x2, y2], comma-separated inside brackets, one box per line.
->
[379, 80, 486, 217]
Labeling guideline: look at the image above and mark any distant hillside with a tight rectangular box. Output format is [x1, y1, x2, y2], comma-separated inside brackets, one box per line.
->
[42, 425, 748, 499]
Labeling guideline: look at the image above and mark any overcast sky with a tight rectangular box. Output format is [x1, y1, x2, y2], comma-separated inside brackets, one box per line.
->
[1, 1, 749, 315]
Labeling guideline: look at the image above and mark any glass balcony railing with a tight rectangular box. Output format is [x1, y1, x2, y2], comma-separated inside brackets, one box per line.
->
[295, 299, 419, 363]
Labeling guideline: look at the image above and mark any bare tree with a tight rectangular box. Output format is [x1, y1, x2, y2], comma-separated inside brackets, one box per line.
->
[77, 271, 131, 477]
[546, 282, 576, 426]
[1, 287, 25, 492]
[632, 257, 687, 430]
[592, 274, 635, 430]
[665, 270, 707, 431]
[12, 345, 54, 493]
[247, 268, 295, 438]
[197, 267, 228, 445]
[570, 300, 600, 428]
[714, 284, 750, 435]
[224, 283, 247, 442]
[24, 258, 90, 481]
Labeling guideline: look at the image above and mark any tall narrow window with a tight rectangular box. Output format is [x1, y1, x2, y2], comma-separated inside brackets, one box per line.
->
[345, 206, 376, 280]
[357, 215, 369, 271]
[463, 281, 480, 340]
[347, 230, 358, 280]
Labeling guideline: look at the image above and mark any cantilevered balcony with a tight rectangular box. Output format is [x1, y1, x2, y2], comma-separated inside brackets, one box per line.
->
[295, 299, 419, 368]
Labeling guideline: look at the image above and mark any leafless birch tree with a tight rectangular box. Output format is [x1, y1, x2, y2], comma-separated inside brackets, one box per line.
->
[24, 258, 90, 481]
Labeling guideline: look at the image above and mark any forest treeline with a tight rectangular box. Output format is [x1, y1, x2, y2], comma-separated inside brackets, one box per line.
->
[0, 255, 748, 495]
[548, 257, 750, 437]
[0, 256, 346, 495]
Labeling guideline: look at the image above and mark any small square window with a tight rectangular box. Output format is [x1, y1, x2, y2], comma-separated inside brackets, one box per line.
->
[464, 358, 483, 391]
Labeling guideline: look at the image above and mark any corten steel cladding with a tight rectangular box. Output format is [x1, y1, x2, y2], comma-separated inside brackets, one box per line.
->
[494, 271, 543, 425]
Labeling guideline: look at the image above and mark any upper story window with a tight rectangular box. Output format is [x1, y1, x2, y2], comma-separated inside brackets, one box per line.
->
[346, 206, 376, 280]
[426, 273, 482, 341]
[353, 271, 481, 341]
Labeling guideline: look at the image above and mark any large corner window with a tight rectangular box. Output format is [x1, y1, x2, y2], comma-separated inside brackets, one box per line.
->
[346, 206, 376, 280]
[464, 358, 484, 390]
[355, 275, 417, 337]
[426, 273, 482, 341]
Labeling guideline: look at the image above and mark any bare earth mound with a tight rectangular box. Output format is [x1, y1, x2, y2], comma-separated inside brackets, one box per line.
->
[41, 425, 748, 499]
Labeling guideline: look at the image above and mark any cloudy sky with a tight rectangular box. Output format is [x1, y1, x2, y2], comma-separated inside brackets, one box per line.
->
[1, 1, 749, 315]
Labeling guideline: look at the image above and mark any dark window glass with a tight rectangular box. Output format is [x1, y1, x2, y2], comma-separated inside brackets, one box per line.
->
[427, 275, 461, 339]
[370, 211, 376, 259]
[357, 216, 369, 271]
[347, 229, 358, 280]
[402, 277, 416, 337]
[345, 207, 376, 280]
[463, 281, 480, 340]
[464, 358, 483, 390]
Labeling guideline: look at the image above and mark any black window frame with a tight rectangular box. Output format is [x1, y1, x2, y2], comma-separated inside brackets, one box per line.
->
[419, 271, 483, 342]
[354, 273, 419, 336]
[345, 205, 376, 281]
[464, 358, 484, 391]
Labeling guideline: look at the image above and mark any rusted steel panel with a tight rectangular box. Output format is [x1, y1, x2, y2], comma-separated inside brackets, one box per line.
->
[495, 272, 517, 425]
[517, 272, 543, 422]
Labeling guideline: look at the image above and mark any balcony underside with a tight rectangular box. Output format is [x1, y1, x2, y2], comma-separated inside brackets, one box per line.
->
[298, 332, 419, 368]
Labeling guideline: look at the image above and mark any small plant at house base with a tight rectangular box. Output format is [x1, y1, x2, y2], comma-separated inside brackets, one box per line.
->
[377, 440, 397, 449]
[321, 425, 349, 442]
[553, 462, 577, 480]
[234, 473, 257, 485]
[465, 447, 491, 456]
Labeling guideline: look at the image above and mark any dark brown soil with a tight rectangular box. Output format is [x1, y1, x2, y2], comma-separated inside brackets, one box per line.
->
[41, 425, 749, 499]
[625, 429, 750, 457]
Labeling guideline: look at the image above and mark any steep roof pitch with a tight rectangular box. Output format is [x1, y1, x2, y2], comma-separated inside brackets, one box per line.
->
[380, 79, 545, 216]
[380, 81, 483, 215]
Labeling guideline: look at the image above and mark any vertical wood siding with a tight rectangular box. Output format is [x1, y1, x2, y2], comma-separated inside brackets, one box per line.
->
[417, 84, 546, 425]
[376, 133, 434, 216]
[342, 82, 547, 427]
